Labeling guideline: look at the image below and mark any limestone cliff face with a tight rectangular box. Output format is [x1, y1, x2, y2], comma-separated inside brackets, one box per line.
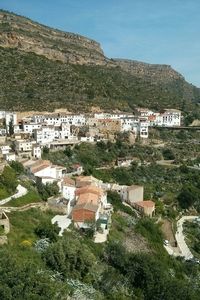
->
[113, 59, 184, 83]
[0, 10, 189, 81]
[0, 9, 199, 112]
[0, 11, 111, 66]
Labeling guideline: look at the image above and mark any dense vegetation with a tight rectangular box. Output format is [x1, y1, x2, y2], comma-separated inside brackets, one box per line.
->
[43, 136, 200, 215]
[0, 207, 200, 299]
[0, 46, 200, 112]
[0, 166, 18, 199]
[184, 220, 200, 258]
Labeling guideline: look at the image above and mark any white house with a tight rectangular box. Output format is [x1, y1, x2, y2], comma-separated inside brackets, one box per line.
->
[160, 109, 181, 127]
[0, 145, 11, 155]
[22, 122, 42, 134]
[32, 144, 42, 159]
[15, 140, 36, 153]
[54, 123, 71, 140]
[61, 177, 76, 202]
[139, 118, 149, 138]
[0, 128, 7, 136]
[34, 126, 55, 144]
[4, 153, 16, 162]
[38, 113, 86, 127]
[28, 160, 66, 184]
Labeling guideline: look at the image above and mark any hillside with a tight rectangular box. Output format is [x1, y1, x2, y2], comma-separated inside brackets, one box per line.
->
[0, 10, 200, 112]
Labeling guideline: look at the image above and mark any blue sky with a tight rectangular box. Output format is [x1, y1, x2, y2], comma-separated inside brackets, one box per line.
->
[1, 0, 200, 87]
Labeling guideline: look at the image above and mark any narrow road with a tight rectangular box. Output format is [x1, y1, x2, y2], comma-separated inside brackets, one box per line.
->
[175, 215, 198, 260]
[0, 184, 28, 206]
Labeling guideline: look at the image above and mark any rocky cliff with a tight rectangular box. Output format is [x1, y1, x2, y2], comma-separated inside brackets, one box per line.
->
[0, 10, 112, 66]
[0, 10, 199, 112]
[113, 59, 184, 83]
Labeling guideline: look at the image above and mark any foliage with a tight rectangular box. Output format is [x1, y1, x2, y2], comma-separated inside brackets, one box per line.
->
[184, 221, 200, 258]
[107, 191, 136, 216]
[0, 248, 69, 299]
[0, 166, 17, 193]
[7, 208, 55, 245]
[0, 45, 199, 113]
[36, 179, 59, 201]
[162, 148, 175, 160]
[43, 234, 97, 282]
[135, 218, 164, 253]
[4, 190, 41, 207]
[35, 220, 60, 242]
[35, 238, 50, 253]
[103, 241, 199, 300]
[9, 161, 25, 174]
[177, 187, 199, 209]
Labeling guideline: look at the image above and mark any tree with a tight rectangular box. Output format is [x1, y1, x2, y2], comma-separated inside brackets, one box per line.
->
[8, 119, 14, 136]
[0, 249, 69, 299]
[0, 166, 17, 192]
[36, 179, 59, 201]
[35, 221, 59, 242]
[177, 187, 198, 209]
[162, 148, 175, 160]
[63, 146, 73, 157]
[9, 161, 24, 174]
[42, 146, 49, 155]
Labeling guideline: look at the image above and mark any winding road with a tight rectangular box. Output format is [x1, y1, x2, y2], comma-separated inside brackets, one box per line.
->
[175, 215, 198, 260]
[164, 215, 198, 259]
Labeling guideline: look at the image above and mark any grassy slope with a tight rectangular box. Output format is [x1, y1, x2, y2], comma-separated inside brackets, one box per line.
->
[7, 208, 55, 246]
[0, 47, 199, 112]
[4, 190, 41, 207]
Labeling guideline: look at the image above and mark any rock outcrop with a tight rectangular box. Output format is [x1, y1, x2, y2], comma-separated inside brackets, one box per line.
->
[0, 10, 112, 66]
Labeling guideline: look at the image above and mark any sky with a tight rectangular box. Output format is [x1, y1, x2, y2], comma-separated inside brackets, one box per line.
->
[1, 0, 200, 87]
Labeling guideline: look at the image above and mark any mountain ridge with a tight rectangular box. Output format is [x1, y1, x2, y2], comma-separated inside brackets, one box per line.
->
[0, 9, 200, 112]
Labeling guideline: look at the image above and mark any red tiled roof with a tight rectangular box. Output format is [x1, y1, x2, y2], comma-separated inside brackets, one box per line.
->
[78, 193, 99, 205]
[136, 200, 155, 208]
[62, 177, 75, 187]
[76, 186, 103, 197]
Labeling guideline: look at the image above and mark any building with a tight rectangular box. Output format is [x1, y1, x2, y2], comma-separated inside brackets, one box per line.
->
[76, 175, 102, 188]
[4, 153, 16, 162]
[34, 126, 55, 144]
[0, 210, 10, 234]
[28, 160, 66, 184]
[160, 109, 181, 127]
[133, 201, 155, 217]
[0, 145, 11, 155]
[15, 140, 36, 153]
[61, 177, 76, 202]
[32, 144, 42, 159]
[72, 178, 107, 228]
[127, 185, 144, 204]
[22, 121, 42, 134]
[33, 113, 86, 127]
[135, 107, 181, 127]
[48, 196, 71, 215]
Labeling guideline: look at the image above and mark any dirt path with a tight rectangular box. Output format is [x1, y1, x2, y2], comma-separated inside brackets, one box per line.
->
[161, 219, 176, 245]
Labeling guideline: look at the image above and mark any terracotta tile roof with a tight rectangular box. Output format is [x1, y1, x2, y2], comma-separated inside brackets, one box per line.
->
[32, 164, 50, 174]
[136, 200, 155, 208]
[75, 175, 99, 187]
[62, 177, 75, 187]
[75, 186, 103, 197]
[148, 115, 156, 121]
[78, 193, 99, 205]
[72, 202, 98, 212]
[30, 160, 50, 168]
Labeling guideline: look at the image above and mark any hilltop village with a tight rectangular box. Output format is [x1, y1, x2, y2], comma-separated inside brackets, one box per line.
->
[0, 108, 182, 237]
